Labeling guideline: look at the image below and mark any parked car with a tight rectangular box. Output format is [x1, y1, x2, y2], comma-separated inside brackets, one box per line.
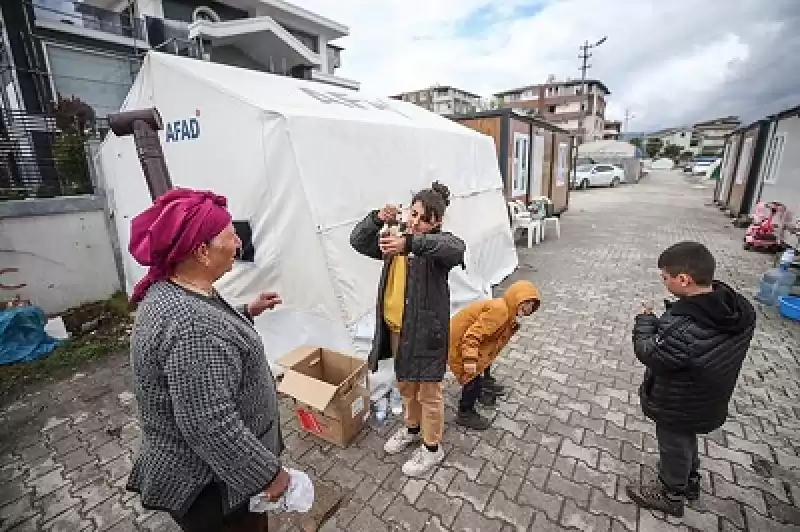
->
[691, 158, 720, 176]
[571, 163, 625, 189]
[692, 158, 721, 177]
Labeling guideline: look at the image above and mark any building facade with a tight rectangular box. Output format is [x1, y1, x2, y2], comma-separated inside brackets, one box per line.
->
[603, 120, 621, 140]
[391, 85, 482, 115]
[493, 78, 611, 141]
[648, 117, 741, 158]
[1, 0, 358, 118]
[0, 0, 359, 197]
[650, 127, 698, 155]
[693, 116, 740, 156]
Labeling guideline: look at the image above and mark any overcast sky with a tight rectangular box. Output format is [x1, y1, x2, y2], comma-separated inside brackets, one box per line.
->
[296, 0, 799, 132]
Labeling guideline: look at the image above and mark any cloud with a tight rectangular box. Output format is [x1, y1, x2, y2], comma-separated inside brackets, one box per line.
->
[296, 0, 799, 131]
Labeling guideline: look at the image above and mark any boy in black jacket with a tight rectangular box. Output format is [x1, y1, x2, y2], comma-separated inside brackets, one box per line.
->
[627, 242, 756, 517]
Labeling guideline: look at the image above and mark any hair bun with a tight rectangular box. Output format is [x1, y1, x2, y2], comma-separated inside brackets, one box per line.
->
[431, 181, 451, 207]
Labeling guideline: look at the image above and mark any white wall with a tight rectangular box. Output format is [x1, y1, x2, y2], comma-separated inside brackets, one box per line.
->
[134, 0, 164, 18]
[556, 101, 581, 113]
[759, 115, 800, 222]
[0, 200, 120, 314]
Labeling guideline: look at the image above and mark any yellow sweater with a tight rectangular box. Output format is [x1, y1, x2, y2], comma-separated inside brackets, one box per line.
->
[383, 255, 408, 333]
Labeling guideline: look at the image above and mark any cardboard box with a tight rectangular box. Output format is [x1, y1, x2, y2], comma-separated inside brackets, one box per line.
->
[278, 346, 370, 447]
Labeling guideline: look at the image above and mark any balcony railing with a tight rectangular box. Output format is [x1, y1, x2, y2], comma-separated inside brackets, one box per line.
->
[0, 109, 106, 200]
[32, 1, 146, 42]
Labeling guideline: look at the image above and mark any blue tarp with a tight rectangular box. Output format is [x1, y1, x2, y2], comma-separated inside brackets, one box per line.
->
[0, 306, 61, 365]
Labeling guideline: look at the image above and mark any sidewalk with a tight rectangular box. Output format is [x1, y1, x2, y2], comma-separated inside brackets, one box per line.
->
[1, 170, 798, 531]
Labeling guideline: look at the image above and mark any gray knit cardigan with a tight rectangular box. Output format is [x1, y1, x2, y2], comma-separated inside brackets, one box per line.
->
[126, 281, 283, 516]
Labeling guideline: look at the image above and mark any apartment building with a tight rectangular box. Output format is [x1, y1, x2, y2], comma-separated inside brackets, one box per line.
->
[603, 120, 621, 140]
[651, 127, 698, 154]
[391, 85, 482, 115]
[493, 78, 611, 141]
[693, 116, 740, 156]
[648, 117, 740, 157]
[0, 0, 358, 119]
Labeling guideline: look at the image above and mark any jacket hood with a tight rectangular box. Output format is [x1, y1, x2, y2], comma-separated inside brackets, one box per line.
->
[669, 281, 755, 333]
[503, 281, 541, 317]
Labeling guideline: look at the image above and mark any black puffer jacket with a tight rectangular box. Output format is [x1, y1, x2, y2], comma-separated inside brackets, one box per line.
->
[350, 210, 465, 382]
[633, 281, 756, 434]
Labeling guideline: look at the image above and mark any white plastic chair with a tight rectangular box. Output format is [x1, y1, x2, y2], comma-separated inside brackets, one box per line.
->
[542, 217, 560, 240]
[508, 201, 542, 248]
[526, 196, 560, 241]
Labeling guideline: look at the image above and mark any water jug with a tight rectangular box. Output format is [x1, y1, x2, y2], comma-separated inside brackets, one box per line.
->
[756, 250, 797, 306]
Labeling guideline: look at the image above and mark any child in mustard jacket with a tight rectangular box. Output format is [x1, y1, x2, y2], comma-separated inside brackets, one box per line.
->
[448, 281, 540, 430]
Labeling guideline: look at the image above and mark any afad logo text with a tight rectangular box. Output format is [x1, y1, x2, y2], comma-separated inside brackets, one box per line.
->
[166, 109, 200, 142]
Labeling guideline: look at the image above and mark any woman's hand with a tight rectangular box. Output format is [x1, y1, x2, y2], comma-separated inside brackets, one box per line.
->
[247, 292, 282, 317]
[379, 235, 407, 255]
[264, 468, 291, 501]
[377, 205, 399, 223]
[463, 362, 477, 376]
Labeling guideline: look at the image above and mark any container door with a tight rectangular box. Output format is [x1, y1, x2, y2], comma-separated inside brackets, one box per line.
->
[512, 133, 530, 197]
[531, 135, 544, 196]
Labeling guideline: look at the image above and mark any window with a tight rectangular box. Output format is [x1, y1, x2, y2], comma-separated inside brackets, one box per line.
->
[763, 132, 787, 185]
[233, 221, 255, 262]
[547, 105, 556, 113]
[512, 133, 530, 196]
[735, 137, 754, 185]
[556, 142, 568, 186]
[44, 43, 140, 119]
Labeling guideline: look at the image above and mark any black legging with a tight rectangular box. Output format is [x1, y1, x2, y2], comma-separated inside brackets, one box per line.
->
[170, 483, 268, 532]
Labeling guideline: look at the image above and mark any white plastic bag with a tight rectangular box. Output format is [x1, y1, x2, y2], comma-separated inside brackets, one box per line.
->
[249, 469, 315, 514]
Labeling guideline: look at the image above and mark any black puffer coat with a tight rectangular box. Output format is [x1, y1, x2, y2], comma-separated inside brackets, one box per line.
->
[350, 210, 465, 382]
[633, 281, 756, 434]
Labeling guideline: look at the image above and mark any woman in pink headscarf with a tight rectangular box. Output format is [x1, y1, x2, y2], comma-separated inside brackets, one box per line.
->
[125, 188, 287, 532]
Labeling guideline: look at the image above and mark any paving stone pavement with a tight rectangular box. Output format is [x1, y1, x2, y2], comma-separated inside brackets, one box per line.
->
[2, 170, 800, 531]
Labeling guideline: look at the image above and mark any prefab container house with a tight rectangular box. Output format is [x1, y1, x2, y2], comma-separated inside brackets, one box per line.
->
[451, 109, 573, 214]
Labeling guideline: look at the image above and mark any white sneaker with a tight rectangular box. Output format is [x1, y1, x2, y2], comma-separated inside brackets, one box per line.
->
[402, 445, 444, 476]
[384, 427, 421, 455]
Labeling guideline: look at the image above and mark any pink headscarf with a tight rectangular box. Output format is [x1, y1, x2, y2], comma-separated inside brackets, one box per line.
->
[129, 188, 232, 304]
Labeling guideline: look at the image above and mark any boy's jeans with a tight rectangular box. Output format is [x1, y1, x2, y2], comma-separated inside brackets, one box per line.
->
[656, 424, 699, 495]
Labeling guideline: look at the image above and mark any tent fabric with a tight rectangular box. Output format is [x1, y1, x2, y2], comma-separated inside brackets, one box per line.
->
[578, 140, 640, 158]
[97, 52, 517, 366]
[652, 158, 675, 170]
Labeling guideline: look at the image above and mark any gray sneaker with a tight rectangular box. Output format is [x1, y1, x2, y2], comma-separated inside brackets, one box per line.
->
[384, 427, 420, 455]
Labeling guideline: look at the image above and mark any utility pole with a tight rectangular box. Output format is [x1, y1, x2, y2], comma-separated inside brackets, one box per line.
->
[576, 36, 607, 144]
[572, 36, 607, 183]
[624, 108, 636, 133]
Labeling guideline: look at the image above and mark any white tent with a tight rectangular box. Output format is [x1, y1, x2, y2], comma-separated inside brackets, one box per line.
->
[96, 52, 517, 369]
[652, 158, 675, 170]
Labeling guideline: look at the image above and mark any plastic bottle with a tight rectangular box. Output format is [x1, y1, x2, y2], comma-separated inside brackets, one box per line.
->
[389, 387, 403, 415]
[373, 396, 388, 424]
[756, 249, 797, 306]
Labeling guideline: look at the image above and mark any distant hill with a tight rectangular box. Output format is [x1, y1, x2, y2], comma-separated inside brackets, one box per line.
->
[618, 132, 646, 141]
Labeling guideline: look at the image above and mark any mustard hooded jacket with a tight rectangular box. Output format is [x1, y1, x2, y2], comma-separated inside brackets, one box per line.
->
[448, 281, 541, 384]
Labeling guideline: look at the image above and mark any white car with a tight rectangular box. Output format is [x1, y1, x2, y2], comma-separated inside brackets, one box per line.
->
[572, 163, 625, 189]
[691, 159, 721, 177]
